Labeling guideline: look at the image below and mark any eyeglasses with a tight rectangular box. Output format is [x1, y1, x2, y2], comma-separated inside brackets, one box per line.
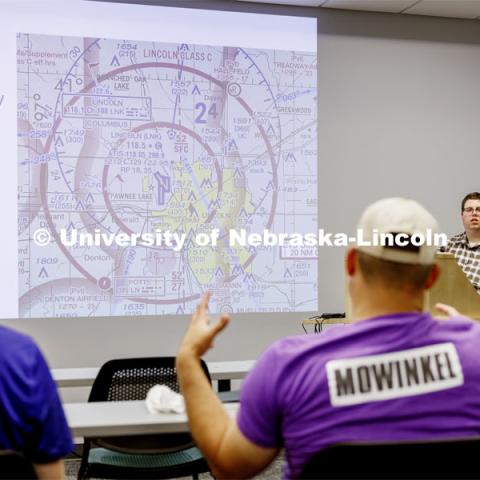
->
[463, 207, 480, 215]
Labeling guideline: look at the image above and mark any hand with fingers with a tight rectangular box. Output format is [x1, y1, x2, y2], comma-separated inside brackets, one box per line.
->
[435, 303, 461, 318]
[178, 292, 230, 359]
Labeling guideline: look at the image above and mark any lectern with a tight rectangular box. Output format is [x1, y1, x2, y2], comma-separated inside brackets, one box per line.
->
[343, 252, 480, 322]
[425, 253, 480, 320]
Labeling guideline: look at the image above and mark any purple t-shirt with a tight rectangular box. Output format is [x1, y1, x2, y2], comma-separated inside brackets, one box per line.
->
[237, 313, 480, 479]
[0, 326, 73, 463]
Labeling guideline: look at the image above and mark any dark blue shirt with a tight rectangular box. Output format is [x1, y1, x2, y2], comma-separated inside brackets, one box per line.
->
[0, 326, 73, 462]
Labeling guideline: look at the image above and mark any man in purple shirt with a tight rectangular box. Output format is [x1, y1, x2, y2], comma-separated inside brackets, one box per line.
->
[0, 326, 73, 479]
[177, 198, 480, 479]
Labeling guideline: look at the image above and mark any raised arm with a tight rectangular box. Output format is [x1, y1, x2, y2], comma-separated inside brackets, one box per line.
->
[176, 293, 278, 478]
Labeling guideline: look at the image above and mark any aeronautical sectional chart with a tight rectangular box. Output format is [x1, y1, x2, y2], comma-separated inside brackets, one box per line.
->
[17, 33, 318, 318]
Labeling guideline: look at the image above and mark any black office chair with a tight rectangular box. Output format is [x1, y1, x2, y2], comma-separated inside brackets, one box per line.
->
[0, 450, 37, 479]
[77, 357, 211, 479]
[299, 437, 480, 479]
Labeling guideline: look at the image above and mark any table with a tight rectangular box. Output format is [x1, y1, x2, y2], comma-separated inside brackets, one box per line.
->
[64, 400, 240, 437]
[52, 360, 255, 388]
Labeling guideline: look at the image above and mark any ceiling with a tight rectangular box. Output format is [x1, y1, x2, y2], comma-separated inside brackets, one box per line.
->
[235, 0, 480, 20]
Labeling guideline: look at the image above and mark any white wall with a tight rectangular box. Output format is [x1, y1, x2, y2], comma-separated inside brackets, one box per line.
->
[316, 8, 480, 312]
[2, 1, 480, 368]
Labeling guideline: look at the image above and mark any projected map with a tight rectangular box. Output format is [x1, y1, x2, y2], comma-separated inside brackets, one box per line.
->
[17, 33, 317, 317]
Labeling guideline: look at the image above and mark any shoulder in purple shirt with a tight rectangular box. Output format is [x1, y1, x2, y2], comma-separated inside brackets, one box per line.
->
[0, 326, 73, 463]
[237, 313, 480, 478]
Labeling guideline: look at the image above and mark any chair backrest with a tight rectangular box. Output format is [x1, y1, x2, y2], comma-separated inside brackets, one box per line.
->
[300, 437, 480, 479]
[0, 450, 37, 480]
[87, 357, 211, 453]
[88, 356, 210, 402]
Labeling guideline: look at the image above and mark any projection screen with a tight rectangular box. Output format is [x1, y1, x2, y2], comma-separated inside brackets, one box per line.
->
[0, 0, 317, 318]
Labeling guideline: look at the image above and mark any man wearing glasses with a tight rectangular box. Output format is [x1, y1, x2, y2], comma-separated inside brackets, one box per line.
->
[445, 192, 480, 292]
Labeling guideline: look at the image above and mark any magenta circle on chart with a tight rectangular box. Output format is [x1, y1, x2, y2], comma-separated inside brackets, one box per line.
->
[37, 51, 279, 305]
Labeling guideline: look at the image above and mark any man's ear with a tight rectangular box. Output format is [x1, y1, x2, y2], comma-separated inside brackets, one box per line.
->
[424, 263, 440, 290]
[346, 248, 357, 277]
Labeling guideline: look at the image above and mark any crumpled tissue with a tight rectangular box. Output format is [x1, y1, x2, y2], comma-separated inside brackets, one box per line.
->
[145, 384, 186, 414]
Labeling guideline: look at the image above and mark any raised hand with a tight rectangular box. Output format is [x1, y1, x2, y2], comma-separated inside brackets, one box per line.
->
[178, 292, 230, 359]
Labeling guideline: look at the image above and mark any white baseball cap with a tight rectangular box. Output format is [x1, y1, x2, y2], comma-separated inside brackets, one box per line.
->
[357, 198, 439, 265]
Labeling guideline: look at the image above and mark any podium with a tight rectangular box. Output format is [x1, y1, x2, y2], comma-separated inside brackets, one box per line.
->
[425, 253, 480, 320]
[343, 252, 480, 322]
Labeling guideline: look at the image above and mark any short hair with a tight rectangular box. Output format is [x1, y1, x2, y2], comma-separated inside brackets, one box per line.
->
[357, 250, 433, 292]
[461, 192, 480, 212]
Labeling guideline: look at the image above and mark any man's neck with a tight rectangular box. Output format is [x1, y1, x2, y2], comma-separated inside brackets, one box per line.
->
[466, 230, 480, 246]
[350, 287, 424, 322]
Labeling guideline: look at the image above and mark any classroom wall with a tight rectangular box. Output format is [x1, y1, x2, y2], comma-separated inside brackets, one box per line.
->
[2, 0, 480, 368]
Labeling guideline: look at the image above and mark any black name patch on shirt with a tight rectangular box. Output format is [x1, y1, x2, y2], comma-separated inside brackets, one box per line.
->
[326, 343, 463, 406]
